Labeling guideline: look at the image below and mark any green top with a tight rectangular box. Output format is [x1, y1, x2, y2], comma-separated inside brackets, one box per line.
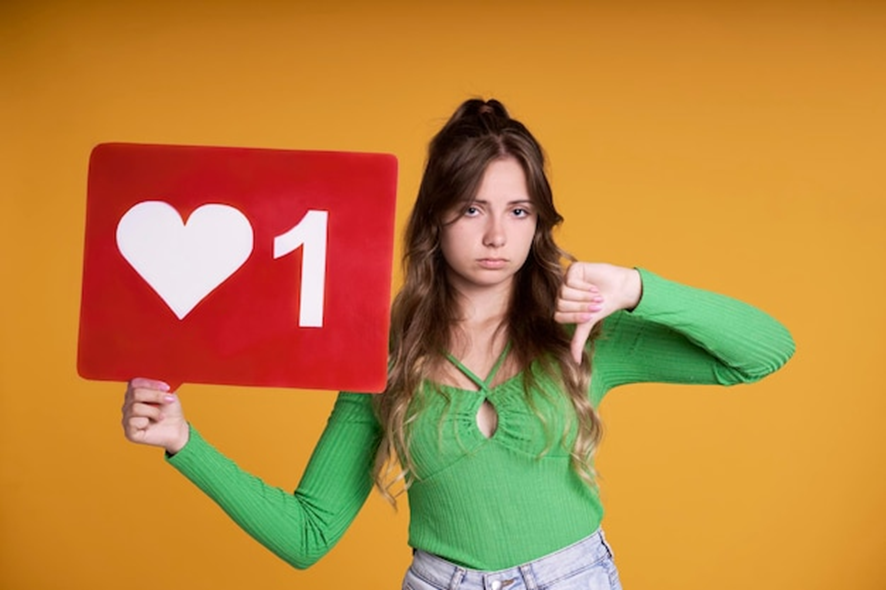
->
[167, 269, 795, 570]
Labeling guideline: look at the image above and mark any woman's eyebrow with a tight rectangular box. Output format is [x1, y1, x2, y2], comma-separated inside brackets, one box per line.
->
[469, 199, 534, 205]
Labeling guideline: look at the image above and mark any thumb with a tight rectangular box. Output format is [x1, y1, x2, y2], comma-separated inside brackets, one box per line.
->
[571, 320, 595, 364]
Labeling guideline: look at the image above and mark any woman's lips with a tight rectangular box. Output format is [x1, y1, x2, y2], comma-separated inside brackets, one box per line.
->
[477, 258, 508, 269]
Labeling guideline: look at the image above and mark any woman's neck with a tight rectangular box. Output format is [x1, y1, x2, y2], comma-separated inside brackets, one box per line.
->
[445, 281, 513, 373]
[451, 279, 512, 327]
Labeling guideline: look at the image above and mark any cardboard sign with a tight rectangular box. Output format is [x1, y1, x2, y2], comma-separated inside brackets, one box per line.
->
[78, 143, 397, 392]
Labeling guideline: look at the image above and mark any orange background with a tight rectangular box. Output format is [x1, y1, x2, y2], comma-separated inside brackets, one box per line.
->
[2, 1, 884, 589]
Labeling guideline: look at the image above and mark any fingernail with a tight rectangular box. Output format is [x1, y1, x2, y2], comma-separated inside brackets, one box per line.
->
[158, 382, 171, 392]
[164, 394, 176, 403]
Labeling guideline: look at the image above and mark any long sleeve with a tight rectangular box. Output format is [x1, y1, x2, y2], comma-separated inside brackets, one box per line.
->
[166, 392, 382, 569]
[593, 268, 795, 395]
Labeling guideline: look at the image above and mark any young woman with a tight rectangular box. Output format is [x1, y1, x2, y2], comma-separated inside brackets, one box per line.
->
[122, 99, 795, 590]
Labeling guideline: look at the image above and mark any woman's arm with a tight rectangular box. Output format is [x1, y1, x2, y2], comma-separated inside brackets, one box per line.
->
[123, 383, 381, 569]
[165, 393, 380, 569]
[593, 268, 796, 390]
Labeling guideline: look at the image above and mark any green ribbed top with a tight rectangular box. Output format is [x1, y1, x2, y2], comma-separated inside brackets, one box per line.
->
[167, 269, 795, 570]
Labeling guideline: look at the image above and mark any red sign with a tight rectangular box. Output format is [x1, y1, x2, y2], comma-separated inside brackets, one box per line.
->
[78, 143, 397, 392]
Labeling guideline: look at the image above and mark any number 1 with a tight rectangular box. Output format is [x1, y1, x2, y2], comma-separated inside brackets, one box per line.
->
[273, 210, 328, 328]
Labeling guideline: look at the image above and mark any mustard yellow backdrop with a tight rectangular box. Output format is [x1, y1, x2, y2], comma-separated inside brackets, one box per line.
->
[2, 1, 884, 588]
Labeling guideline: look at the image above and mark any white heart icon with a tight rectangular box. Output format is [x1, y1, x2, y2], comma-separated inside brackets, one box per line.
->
[116, 201, 254, 320]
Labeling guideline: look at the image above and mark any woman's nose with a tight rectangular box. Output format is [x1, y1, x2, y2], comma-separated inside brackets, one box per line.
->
[483, 217, 505, 248]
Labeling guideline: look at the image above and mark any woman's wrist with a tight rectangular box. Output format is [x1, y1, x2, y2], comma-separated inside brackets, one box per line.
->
[621, 267, 643, 311]
[165, 422, 191, 456]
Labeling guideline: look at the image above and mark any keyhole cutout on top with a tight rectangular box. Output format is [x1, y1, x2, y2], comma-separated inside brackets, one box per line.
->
[476, 399, 499, 439]
[444, 343, 511, 440]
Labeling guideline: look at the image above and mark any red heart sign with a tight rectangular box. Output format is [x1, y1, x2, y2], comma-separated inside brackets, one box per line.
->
[78, 143, 398, 393]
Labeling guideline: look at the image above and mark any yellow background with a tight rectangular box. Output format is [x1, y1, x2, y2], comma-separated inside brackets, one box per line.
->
[2, 1, 884, 588]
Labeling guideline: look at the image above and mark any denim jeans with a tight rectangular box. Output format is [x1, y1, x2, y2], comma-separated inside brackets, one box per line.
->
[402, 529, 622, 590]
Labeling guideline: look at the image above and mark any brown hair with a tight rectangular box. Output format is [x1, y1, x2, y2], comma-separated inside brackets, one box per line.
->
[373, 98, 602, 502]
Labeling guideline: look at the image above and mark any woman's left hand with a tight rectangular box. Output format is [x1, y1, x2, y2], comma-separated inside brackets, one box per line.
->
[555, 263, 643, 363]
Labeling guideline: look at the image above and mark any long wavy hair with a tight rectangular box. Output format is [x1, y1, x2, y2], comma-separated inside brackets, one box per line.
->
[373, 98, 602, 503]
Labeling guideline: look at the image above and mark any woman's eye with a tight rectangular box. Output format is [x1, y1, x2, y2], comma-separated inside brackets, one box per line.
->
[512, 208, 531, 217]
[464, 206, 479, 216]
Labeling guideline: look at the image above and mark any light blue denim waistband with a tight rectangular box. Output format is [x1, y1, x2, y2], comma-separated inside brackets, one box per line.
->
[408, 529, 616, 590]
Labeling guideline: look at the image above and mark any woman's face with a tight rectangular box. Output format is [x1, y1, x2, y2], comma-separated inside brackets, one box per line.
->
[439, 157, 538, 296]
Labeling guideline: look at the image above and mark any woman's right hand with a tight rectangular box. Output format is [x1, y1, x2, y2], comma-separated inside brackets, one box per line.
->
[122, 378, 190, 454]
